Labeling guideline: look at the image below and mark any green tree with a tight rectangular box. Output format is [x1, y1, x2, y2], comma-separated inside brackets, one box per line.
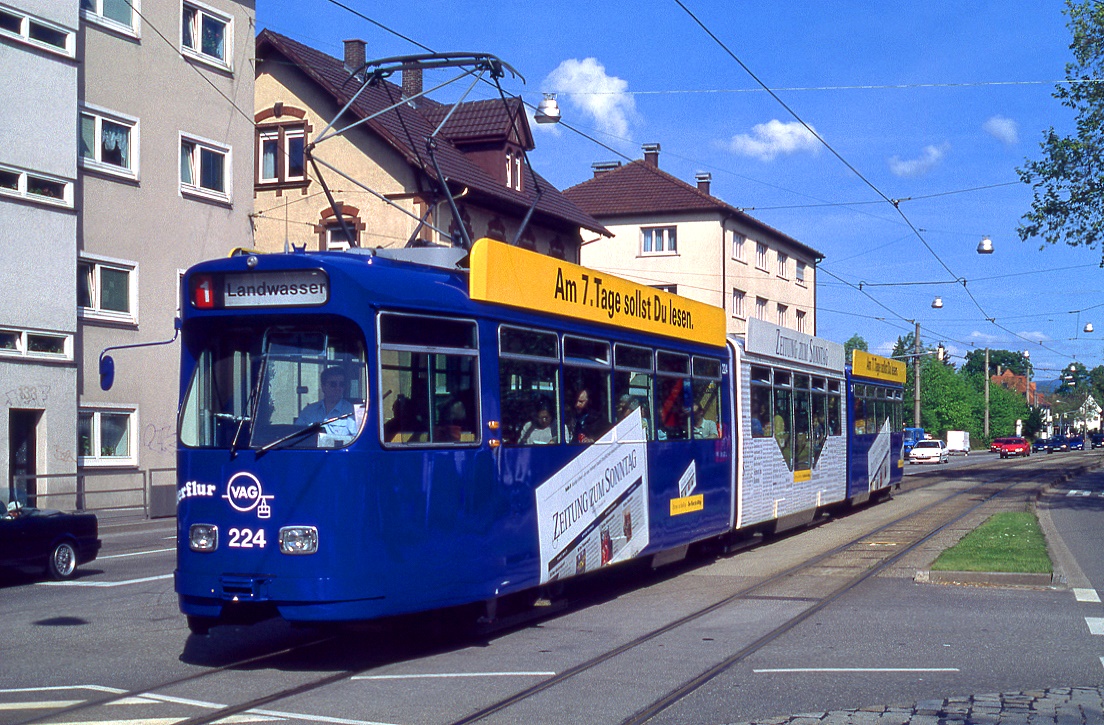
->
[843, 334, 868, 360]
[1056, 360, 1088, 395]
[1018, 1, 1104, 259]
[1089, 365, 1104, 405]
[919, 356, 976, 436]
[961, 349, 1032, 379]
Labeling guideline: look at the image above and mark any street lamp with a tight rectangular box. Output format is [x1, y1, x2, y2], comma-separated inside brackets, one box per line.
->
[931, 296, 943, 309]
[534, 93, 562, 124]
[977, 236, 994, 254]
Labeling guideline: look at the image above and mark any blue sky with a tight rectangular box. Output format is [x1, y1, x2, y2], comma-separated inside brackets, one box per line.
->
[261, 0, 1101, 379]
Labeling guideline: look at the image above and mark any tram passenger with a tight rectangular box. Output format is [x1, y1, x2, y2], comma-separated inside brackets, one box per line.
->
[436, 399, 470, 442]
[566, 387, 603, 444]
[295, 366, 358, 438]
[691, 404, 719, 439]
[616, 394, 650, 440]
[517, 400, 557, 445]
[383, 395, 426, 443]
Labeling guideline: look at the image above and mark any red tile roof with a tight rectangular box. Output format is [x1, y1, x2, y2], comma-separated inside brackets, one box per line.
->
[563, 160, 820, 258]
[256, 30, 604, 236]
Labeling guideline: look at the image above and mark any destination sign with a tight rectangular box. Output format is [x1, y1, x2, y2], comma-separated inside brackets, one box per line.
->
[468, 238, 727, 347]
[852, 349, 907, 383]
[217, 270, 329, 308]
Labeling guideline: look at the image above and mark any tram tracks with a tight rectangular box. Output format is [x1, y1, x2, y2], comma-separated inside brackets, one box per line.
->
[14, 456, 1095, 725]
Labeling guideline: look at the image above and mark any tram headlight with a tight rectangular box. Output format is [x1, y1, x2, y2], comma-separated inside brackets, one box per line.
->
[279, 526, 318, 555]
[189, 524, 218, 552]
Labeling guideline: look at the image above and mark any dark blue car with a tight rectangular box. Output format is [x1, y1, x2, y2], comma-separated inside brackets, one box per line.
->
[0, 503, 101, 579]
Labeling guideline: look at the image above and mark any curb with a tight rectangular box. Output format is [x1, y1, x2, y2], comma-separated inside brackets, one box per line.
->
[916, 569, 1055, 587]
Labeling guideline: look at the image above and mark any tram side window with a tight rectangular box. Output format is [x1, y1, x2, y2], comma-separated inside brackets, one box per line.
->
[827, 380, 842, 436]
[564, 336, 611, 445]
[792, 375, 812, 472]
[773, 370, 793, 469]
[811, 378, 828, 465]
[656, 351, 691, 440]
[750, 366, 772, 438]
[692, 356, 721, 439]
[614, 343, 653, 441]
[500, 326, 560, 446]
[379, 313, 478, 446]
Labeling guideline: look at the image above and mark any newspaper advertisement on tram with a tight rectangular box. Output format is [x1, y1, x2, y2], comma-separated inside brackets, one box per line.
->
[535, 410, 651, 584]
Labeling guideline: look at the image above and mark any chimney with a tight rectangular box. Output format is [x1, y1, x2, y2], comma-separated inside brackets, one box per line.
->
[402, 63, 423, 105]
[343, 39, 365, 75]
[695, 172, 712, 195]
[592, 161, 622, 177]
[642, 143, 660, 167]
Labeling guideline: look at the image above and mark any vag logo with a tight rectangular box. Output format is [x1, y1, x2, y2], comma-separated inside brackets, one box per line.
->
[222, 471, 273, 519]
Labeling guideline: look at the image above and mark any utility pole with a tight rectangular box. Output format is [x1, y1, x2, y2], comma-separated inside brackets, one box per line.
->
[984, 347, 990, 439]
[913, 321, 921, 427]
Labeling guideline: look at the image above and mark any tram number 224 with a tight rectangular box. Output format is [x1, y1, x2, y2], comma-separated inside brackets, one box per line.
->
[228, 528, 267, 548]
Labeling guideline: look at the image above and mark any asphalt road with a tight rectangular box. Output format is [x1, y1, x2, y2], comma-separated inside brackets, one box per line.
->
[1, 451, 1102, 725]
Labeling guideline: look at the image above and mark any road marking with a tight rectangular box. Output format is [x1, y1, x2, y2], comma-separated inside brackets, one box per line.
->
[38, 574, 173, 588]
[0, 700, 83, 711]
[0, 686, 126, 694]
[1074, 588, 1101, 603]
[98, 548, 175, 560]
[1066, 490, 1099, 497]
[1087, 617, 1104, 635]
[753, 668, 960, 673]
[352, 671, 557, 681]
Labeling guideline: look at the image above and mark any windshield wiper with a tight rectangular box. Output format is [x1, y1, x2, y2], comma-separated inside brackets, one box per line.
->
[255, 412, 355, 456]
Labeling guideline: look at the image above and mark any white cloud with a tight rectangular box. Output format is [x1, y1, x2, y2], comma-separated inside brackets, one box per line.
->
[1019, 331, 1049, 343]
[543, 58, 637, 138]
[888, 143, 950, 178]
[726, 120, 820, 161]
[983, 115, 1019, 145]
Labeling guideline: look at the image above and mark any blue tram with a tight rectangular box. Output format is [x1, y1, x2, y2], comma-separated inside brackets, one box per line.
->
[173, 239, 902, 632]
[845, 351, 907, 502]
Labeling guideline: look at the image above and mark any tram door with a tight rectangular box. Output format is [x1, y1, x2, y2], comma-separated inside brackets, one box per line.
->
[8, 409, 39, 507]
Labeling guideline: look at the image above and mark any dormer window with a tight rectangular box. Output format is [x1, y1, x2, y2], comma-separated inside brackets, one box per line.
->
[505, 149, 522, 192]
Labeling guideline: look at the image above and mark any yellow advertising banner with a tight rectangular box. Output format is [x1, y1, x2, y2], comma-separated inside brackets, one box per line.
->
[468, 238, 727, 348]
[852, 349, 907, 384]
[670, 494, 704, 516]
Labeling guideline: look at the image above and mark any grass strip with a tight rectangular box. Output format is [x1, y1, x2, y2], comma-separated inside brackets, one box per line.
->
[930, 511, 1052, 573]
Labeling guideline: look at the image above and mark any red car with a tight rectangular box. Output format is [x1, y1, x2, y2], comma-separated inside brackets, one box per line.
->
[996, 437, 1031, 458]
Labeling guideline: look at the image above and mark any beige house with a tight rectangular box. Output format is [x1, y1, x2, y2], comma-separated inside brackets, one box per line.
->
[252, 31, 604, 259]
[2, 0, 256, 514]
[564, 144, 821, 337]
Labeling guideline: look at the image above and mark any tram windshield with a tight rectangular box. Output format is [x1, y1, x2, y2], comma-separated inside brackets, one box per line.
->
[179, 320, 368, 450]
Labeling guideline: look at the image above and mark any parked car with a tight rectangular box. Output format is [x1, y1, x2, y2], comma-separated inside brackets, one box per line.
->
[0, 502, 101, 580]
[1092, 434, 1104, 449]
[996, 437, 1031, 458]
[909, 439, 949, 464]
[1068, 435, 1086, 451]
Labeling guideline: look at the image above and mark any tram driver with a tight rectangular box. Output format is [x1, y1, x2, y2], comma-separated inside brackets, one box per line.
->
[295, 366, 359, 443]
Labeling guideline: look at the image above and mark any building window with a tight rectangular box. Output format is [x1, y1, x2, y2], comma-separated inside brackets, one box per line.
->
[732, 289, 745, 318]
[642, 226, 677, 255]
[316, 204, 364, 250]
[78, 407, 138, 467]
[181, 1, 231, 69]
[731, 231, 745, 261]
[180, 133, 231, 203]
[257, 124, 305, 185]
[777, 252, 788, 279]
[325, 222, 355, 251]
[777, 303, 788, 327]
[796, 261, 806, 285]
[80, 0, 138, 36]
[0, 6, 75, 57]
[756, 242, 767, 271]
[0, 163, 72, 208]
[0, 328, 73, 361]
[796, 309, 807, 333]
[78, 255, 137, 324]
[80, 107, 138, 179]
[505, 149, 522, 192]
[755, 297, 767, 320]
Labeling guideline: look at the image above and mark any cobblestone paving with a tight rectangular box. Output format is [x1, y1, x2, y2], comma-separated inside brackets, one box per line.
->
[729, 687, 1104, 724]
